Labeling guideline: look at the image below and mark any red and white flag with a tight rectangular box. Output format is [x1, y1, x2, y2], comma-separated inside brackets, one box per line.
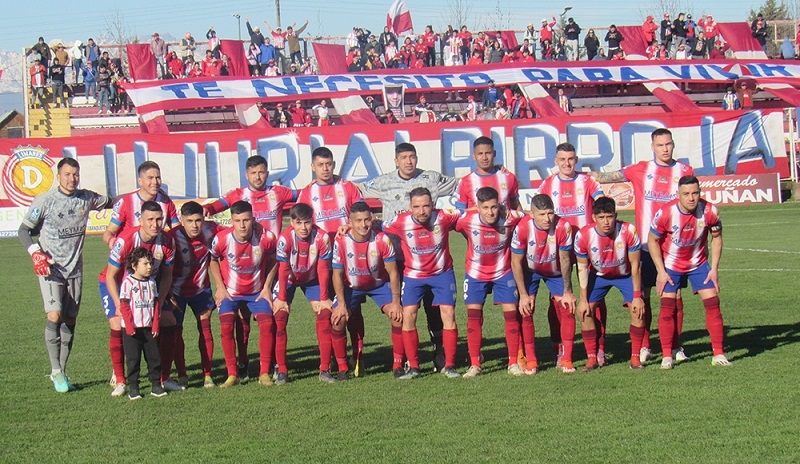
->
[387, 0, 413, 35]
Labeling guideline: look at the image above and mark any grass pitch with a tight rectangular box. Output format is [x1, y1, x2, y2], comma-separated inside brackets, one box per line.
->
[1, 204, 799, 463]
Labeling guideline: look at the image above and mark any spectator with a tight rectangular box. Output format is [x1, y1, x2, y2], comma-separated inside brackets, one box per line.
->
[698, 15, 720, 58]
[780, 37, 795, 59]
[521, 38, 535, 57]
[445, 31, 460, 66]
[671, 13, 688, 59]
[29, 58, 46, 108]
[384, 39, 399, 63]
[461, 95, 478, 121]
[592, 48, 607, 60]
[690, 32, 707, 59]
[111, 66, 131, 114]
[541, 39, 554, 61]
[404, 28, 416, 43]
[84, 38, 101, 69]
[523, 23, 537, 44]
[287, 62, 300, 75]
[520, 47, 535, 63]
[264, 59, 280, 77]
[721, 86, 740, 110]
[181, 32, 196, 63]
[30, 37, 52, 69]
[554, 86, 577, 113]
[167, 51, 184, 78]
[286, 21, 309, 65]
[646, 40, 659, 59]
[259, 38, 278, 75]
[482, 80, 500, 110]
[369, 34, 382, 57]
[661, 14, 673, 49]
[380, 27, 397, 57]
[69, 40, 84, 84]
[555, 36, 568, 61]
[312, 99, 330, 126]
[83, 63, 97, 101]
[737, 82, 758, 109]
[49, 58, 67, 108]
[247, 43, 261, 76]
[604, 25, 624, 58]
[654, 43, 669, 60]
[150, 33, 167, 78]
[467, 49, 484, 65]
[539, 17, 557, 48]
[642, 16, 659, 45]
[98, 51, 111, 71]
[357, 28, 371, 53]
[220, 55, 231, 76]
[289, 100, 310, 127]
[188, 62, 203, 77]
[207, 27, 221, 58]
[472, 31, 488, 61]
[245, 17, 266, 47]
[203, 57, 221, 77]
[96, 64, 111, 115]
[509, 90, 528, 119]
[675, 43, 689, 60]
[272, 103, 292, 128]
[564, 17, 581, 61]
[751, 14, 768, 54]
[413, 95, 435, 122]
[611, 49, 627, 61]
[493, 98, 509, 120]
[457, 26, 473, 65]
[380, 109, 399, 124]
[53, 43, 69, 73]
[501, 46, 519, 63]
[183, 56, 196, 77]
[413, 36, 428, 65]
[301, 57, 315, 75]
[487, 40, 504, 63]
[584, 30, 600, 60]
[709, 40, 730, 59]
[686, 14, 698, 50]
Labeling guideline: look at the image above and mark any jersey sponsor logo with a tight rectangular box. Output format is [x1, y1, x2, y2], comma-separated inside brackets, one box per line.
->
[57, 225, 87, 239]
[27, 207, 41, 221]
[111, 240, 123, 256]
[2, 145, 55, 207]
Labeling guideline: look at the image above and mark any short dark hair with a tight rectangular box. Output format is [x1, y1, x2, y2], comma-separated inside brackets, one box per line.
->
[230, 200, 253, 216]
[349, 201, 372, 215]
[57, 158, 79, 171]
[141, 201, 162, 214]
[125, 247, 154, 274]
[476, 186, 499, 203]
[531, 194, 554, 211]
[312, 146, 334, 161]
[180, 201, 204, 217]
[592, 196, 616, 215]
[137, 161, 160, 177]
[409, 187, 432, 201]
[651, 128, 673, 140]
[556, 142, 576, 154]
[678, 175, 699, 187]
[290, 203, 314, 220]
[245, 155, 268, 170]
[395, 142, 417, 158]
[473, 136, 493, 149]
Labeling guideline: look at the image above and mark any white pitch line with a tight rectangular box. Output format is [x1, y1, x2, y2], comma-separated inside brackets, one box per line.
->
[728, 247, 800, 255]
[721, 268, 800, 272]
[723, 221, 798, 227]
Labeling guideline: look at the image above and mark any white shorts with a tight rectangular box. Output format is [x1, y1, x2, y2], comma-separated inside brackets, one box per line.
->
[39, 275, 82, 317]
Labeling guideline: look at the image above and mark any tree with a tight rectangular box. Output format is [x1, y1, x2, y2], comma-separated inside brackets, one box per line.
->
[479, 1, 512, 32]
[439, 0, 473, 32]
[748, 0, 791, 20]
[749, 0, 792, 57]
[639, 0, 696, 20]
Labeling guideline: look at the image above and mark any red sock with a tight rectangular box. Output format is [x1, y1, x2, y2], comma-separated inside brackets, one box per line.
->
[174, 325, 187, 378]
[520, 314, 537, 365]
[316, 309, 333, 372]
[331, 328, 349, 373]
[390, 326, 405, 369]
[595, 301, 607, 352]
[466, 310, 482, 367]
[556, 301, 576, 364]
[581, 329, 597, 361]
[659, 297, 677, 357]
[676, 297, 685, 342]
[402, 329, 420, 369]
[109, 329, 125, 384]
[442, 327, 458, 368]
[503, 311, 520, 366]
[235, 315, 250, 366]
[274, 311, 289, 374]
[255, 314, 274, 376]
[547, 298, 560, 345]
[630, 325, 645, 366]
[197, 318, 214, 377]
[219, 314, 237, 377]
[703, 296, 725, 356]
[642, 299, 652, 350]
[159, 326, 177, 382]
[347, 306, 365, 361]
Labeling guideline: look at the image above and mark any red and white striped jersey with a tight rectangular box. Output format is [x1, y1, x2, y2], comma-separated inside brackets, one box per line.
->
[332, 231, 396, 290]
[110, 190, 179, 234]
[296, 177, 364, 235]
[382, 209, 460, 279]
[538, 173, 604, 229]
[119, 275, 158, 329]
[169, 222, 220, 298]
[650, 199, 721, 273]
[511, 215, 573, 277]
[206, 186, 296, 237]
[574, 221, 641, 278]
[210, 225, 277, 297]
[454, 169, 520, 209]
[622, 160, 694, 250]
[456, 209, 525, 281]
[100, 228, 175, 284]
[276, 226, 331, 286]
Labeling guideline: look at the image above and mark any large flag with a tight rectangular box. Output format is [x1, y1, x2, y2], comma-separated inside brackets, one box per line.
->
[387, 0, 413, 35]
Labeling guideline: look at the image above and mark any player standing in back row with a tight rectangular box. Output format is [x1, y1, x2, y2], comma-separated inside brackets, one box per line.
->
[19, 158, 113, 392]
[454, 136, 520, 210]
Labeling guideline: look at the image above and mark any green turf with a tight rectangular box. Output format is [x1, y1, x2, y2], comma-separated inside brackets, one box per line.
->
[1, 204, 799, 463]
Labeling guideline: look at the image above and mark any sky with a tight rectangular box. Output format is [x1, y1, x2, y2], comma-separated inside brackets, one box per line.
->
[0, 0, 766, 53]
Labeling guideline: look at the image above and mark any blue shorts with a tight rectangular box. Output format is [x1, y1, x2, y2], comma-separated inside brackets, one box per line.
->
[335, 282, 394, 310]
[526, 272, 565, 298]
[642, 251, 687, 290]
[463, 271, 518, 305]
[663, 262, 716, 294]
[273, 280, 322, 305]
[218, 293, 272, 316]
[588, 274, 634, 304]
[402, 269, 457, 307]
[173, 288, 216, 324]
[99, 281, 116, 319]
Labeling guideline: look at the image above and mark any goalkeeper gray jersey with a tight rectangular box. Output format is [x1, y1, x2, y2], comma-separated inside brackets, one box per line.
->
[361, 169, 457, 222]
[20, 188, 110, 279]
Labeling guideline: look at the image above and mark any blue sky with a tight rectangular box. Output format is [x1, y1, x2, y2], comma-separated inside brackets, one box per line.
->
[1, 0, 763, 53]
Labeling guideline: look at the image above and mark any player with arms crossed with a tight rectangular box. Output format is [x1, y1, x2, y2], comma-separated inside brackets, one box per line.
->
[100, 201, 175, 396]
[383, 187, 461, 379]
[591, 128, 694, 363]
[648, 175, 731, 368]
[510, 194, 577, 374]
[273, 203, 347, 383]
[19, 158, 113, 392]
[574, 197, 646, 370]
[167, 201, 220, 388]
[332, 202, 404, 377]
[210, 201, 278, 387]
[538, 142, 605, 365]
[454, 136, 520, 210]
[456, 187, 526, 377]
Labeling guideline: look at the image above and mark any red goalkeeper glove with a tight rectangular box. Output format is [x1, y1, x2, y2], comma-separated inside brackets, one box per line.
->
[31, 250, 54, 276]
